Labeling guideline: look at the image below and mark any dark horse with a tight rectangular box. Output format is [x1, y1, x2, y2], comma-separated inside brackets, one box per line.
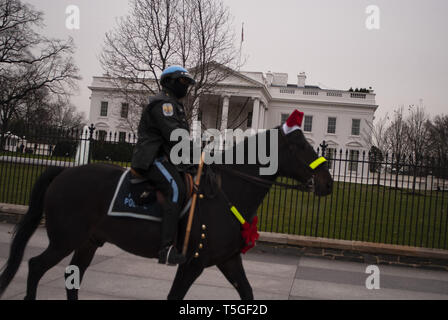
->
[0, 127, 332, 300]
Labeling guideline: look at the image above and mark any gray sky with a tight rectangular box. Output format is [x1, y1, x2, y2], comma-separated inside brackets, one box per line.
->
[26, 0, 448, 121]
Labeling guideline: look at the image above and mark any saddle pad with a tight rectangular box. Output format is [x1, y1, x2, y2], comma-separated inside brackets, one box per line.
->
[107, 169, 191, 222]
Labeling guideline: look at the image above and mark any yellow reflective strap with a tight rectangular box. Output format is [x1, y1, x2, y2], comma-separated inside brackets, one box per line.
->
[309, 156, 327, 170]
[230, 206, 246, 225]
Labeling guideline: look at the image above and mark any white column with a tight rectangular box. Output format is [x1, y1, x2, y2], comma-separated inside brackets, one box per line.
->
[263, 103, 267, 128]
[191, 97, 201, 140]
[251, 97, 260, 131]
[192, 98, 200, 122]
[263, 103, 266, 128]
[258, 102, 265, 129]
[220, 95, 230, 131]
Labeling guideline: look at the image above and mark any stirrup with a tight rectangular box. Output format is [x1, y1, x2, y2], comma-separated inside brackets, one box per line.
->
[158, 245, 186, 266]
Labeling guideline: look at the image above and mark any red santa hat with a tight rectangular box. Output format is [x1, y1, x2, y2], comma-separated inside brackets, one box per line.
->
[282, 109, 304, 135]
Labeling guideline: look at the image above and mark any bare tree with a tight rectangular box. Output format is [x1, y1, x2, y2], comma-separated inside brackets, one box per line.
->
[385, 107, 409, 163]
[361, 113, 389, 184]
[383, 106, 409, 188]
[427, 114, 448, 178]
[14, 87, 52, 127]
[0, 0, 80, 148]
[100, 0, 239, 129]
[405, 105, 431, 192]
[406, 105, 431, 160]
[0, 0, 42, 65]
[48, 96, 86, 130]
[7, 87, 85, 134]
[363, 114, 389, 156]
[184, 0, 238, 118]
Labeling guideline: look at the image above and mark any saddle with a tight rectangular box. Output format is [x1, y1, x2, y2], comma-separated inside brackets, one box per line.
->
[129, 168, 195, 205]
[107, 169, 195, 222]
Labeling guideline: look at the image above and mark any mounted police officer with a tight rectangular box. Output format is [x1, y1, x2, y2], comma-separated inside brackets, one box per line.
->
[131, 65, 196, 265]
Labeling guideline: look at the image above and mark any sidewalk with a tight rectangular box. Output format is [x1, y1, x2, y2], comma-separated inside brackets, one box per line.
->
[1, 222, 447, 300]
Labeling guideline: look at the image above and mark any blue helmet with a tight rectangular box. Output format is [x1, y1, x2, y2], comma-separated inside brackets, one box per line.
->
[160, 65, 196, 87]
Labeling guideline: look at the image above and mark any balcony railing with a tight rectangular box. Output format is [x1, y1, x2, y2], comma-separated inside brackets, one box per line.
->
[350, 93, 367, 99]
[276, 87, 374, 103]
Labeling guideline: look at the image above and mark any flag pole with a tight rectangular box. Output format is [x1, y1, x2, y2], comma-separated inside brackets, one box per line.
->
[238, 22, 244, 70]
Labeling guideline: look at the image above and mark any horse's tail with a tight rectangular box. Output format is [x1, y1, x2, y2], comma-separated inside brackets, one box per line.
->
[0, 166, 65, 298]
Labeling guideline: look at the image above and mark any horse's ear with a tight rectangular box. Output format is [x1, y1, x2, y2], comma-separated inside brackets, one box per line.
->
[282, 110, 304, 135]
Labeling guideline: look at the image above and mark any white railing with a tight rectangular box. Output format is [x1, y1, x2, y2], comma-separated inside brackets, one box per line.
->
[350, 93, 367, 99]
[327, 91, 343, 97]
[303, 90, 318, 96]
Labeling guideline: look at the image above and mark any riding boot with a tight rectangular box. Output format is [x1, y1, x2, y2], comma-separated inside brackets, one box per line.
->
[158, 204, 186, 265]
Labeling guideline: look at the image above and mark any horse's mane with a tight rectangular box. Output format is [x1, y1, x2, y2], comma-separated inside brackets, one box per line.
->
[209, 126, 280, 167]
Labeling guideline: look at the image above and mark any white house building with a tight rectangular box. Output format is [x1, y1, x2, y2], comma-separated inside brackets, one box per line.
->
[88, 68, 378, 172]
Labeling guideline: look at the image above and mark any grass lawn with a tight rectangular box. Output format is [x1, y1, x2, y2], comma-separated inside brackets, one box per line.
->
[0, 162, 47, 205]
[1, 162, 447, 250]
[0, 151, 130, 167]
[0, 161, 129, 205]
[258, 178, 448, 250]
[0, 151, 74, 163]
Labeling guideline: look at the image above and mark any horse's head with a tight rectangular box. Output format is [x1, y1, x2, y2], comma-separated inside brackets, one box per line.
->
[277, 110, 333, 196]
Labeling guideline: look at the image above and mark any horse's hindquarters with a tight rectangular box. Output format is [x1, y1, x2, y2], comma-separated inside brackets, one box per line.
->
[43, 164, 125, 246]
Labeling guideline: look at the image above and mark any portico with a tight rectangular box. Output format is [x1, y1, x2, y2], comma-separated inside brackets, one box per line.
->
[194, 92, 267, 133]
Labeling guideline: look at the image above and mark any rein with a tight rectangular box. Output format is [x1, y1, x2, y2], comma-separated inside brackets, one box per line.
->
[212, 165, 306, 191]
[210, 156, 327, 192]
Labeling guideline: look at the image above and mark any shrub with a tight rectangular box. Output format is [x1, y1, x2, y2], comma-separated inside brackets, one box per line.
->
[53, 140, 77, 157]
[90, 141, 134, 162]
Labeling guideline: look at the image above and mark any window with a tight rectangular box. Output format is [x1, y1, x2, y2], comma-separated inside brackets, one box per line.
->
[304, 115, 313, 132]
[98, 130, 107, 141]
[327, 117, 337, 134]
[198, 110, 203, 122]
[280, 113, 289, 125]
[349, 149, 359, 172]
[326, 147, 336, 170]
[119, 132, 126, 143]
[100, 102, 108, 117]
[351, 119, 361, 136]
[247, 112, 253, 127]
[121, 103, 129, 118]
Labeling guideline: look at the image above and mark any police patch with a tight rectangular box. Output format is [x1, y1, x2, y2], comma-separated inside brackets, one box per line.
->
[162, 103, 174, 117]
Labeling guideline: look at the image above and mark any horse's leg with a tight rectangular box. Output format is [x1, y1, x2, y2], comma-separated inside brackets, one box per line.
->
[65, 240, 99, 300]
[167, 260, 204, 300]
[24, 245, 72, 300]
[217, 253, 253, 300]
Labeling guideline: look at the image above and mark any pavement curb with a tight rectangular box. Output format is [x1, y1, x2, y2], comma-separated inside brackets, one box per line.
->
[1, 202, 447, 270]
[257, 232, 448, 271]
[258, 232, 448, 261]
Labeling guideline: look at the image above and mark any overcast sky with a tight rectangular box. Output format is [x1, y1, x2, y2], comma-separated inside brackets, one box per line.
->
[25, 0, 448, 121]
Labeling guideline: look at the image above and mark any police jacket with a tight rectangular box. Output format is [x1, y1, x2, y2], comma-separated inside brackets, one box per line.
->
[131, 91, 190, 171]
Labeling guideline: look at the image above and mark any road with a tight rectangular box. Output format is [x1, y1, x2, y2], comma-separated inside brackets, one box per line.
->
[0, 222, 447, 300]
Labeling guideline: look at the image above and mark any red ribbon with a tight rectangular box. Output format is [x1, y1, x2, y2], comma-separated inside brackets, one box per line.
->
[241, 216, 260, 254]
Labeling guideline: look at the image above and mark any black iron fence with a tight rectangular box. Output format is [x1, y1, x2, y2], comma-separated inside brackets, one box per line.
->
[1, 126, 447, 250]
[258, 149, 448, 250]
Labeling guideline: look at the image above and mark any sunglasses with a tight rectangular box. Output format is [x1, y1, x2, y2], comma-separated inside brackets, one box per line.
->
[178, 77, 193, 86]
